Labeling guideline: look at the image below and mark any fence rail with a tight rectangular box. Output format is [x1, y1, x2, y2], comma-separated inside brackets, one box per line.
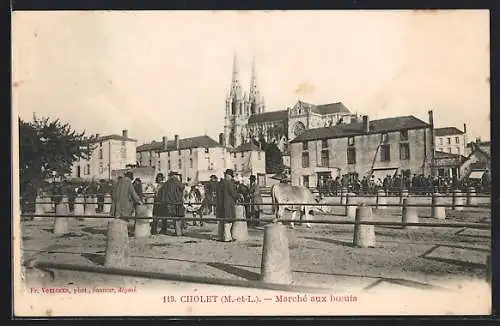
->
[21, 213, 491, 230]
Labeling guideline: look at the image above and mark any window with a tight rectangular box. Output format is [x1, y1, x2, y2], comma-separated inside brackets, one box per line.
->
[149, 159, 152, 166]
[302, 152, 309, 168]
[447, 147, 452, 153]
[258, 151, 261, 160]
[189, 149, 193, 155]
[234, 164, 237, 171]
[167, 151, 170, 157]
[86, 164, 90, 175]
[380, 144, 391, 162]
[168, 160, 171, 170]
[447, 137, 451, 144]
[120, 146, 127, 159]
[439, 138, 443, 145]
[233, 152, 236, 158]
[303, 175, 309, 188]
[178, 159, 182, 169]
[302, 142, 308, 150]
[241, 152, 244, 158]
[348, 137, 355, 146]
[347, 147, 356, 164]
[456, 146, 460, 154]
[241, 164, 245, 171]
[381, 133, 389, 142]
[99, 142, 103, 147]
[99, 162, 104, 174]
[98, 149, 103, 159]
[190, 158, 193, 168]
[321, 150, 329, 167]
[400, 130, 408, 141]
[178, 149, 181, 155]
[321, 139, 328, 148]
[121, 141, 126, 146]
[399, 143, 410, 160]
[455, 136, 460, 144]
[205, 148, 209, 154]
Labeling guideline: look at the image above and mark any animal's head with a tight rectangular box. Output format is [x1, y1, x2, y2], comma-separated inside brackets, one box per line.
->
[308, 195, 328, 215]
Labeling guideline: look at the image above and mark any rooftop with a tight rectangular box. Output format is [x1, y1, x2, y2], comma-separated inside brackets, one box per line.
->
[296, 100, 351, 115]
[290, 115, 430, 143]
[156, 135, 223, 152]
[247, 110, 288, 124]
[434, 127, 465, 137]
[231, 142, 263, 152]
[90, 134, 137, 143]
[434, 150, 466, 160]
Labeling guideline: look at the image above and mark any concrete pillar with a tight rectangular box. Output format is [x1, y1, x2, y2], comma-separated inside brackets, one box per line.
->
[134, 204, 151, 238]
[401, 198, 419, 229]
[73, 195, 85, 218]
[345, 193, 357, 218]
[260, 223, 292, 284]
[53, 196, 70, 235]
[452, 189, 464, 211]
[376, 189, 387, 210]
[466, 187, 477, 206]
[399, 188, 409, 205]
[34, 195, 45, 221]
[231, 205, 248, 241]
[431, 193, 446, 220]
[104, 219, 131, 268]
[353, 204, 376, 248]
[103, 194, 112, 214]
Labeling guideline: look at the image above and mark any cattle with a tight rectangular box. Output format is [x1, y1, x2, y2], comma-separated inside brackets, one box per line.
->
[271, 183, 325, 228]
[183, 184, 206, 226]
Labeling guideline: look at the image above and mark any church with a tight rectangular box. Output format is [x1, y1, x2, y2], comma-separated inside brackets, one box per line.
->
[223, 54, 360, 154]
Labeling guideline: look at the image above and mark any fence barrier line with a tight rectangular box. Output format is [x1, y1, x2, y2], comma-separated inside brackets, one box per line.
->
[22, 201, 492, 208]
[24, 193, 492, 199]
[26, 261, 332, 294]
[20, 214, 491, 229]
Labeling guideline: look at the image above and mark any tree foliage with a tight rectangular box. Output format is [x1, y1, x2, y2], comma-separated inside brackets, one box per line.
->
[251, 138, 284, 174]
[19, 115, 97, 191]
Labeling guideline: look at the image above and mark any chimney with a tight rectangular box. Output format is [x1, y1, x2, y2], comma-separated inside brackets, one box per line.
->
[476, 137, 481, 143]
[218, 133, 225, 146]
[463, 123, 467, 133]
[362, 115, 369, 134]
[122, 129, 128, 138]
[428, 110, 434, 127]
[162, 136, 168, 150]
[174, 134, 180, 150]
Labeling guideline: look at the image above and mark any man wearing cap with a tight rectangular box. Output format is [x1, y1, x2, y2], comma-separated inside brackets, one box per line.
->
[217, 169, 240, 242]
[152, 171, 185, 235]
[110, 171, 142, 219]
[206, 175, 218, 215]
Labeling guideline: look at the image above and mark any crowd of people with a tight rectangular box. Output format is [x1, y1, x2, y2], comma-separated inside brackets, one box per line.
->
[317, 172, 491, 197]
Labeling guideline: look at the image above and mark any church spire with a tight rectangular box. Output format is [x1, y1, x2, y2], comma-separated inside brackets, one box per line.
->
[249, 56, 259, 99]
[229, 52, 242, 99]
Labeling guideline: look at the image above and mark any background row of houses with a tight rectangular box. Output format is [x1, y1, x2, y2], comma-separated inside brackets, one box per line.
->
[69, 110, 490, 187]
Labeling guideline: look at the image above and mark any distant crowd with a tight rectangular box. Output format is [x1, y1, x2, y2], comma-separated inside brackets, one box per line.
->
[317, 172, 491, 197]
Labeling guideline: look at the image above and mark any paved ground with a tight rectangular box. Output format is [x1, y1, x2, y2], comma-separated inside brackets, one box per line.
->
[19, 194, 491, 295]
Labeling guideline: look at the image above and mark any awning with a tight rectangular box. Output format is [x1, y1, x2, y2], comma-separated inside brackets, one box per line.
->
[469, 171, 485, 179]
[370, 168, 398, 181]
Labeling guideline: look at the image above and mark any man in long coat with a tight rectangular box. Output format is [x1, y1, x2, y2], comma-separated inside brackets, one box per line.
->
[152, 171, 185, 235]
[110, 172, 142, 219]
[217, 169, 240, 242]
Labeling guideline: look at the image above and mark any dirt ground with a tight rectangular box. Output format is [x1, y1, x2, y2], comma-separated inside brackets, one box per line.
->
[18, 194, 491, 295]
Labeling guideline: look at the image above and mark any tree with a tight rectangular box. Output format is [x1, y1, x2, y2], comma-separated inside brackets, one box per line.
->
[264, 142, 284, 174]
[19, 115, 97, 192]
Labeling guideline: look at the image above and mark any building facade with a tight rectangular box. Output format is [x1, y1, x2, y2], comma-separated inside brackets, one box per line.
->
[434, 125, 468, 156]
[289, 114, 434, 188]
[223, 54, 359, 152]
[70, 130, 137, 181]
[138, 134, 266, 183]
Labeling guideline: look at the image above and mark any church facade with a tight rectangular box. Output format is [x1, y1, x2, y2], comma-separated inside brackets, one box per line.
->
[223, 54, 360, 154]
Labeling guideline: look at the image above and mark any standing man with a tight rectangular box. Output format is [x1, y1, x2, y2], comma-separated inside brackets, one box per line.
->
[110, 171, 142, 219]
[152, 171, 185, 235]
[206, 175, 218, 215]
[248, 175, 262, 227]
[218, 169, 240, 242]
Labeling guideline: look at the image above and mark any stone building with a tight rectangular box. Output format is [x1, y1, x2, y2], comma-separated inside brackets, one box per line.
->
[223, 54, 359, 152]
[70, 130, 137, 181]
[434, 125, 468, 156]
[460, 140, 491, 180]
[137, 134, 266, 183]
[289, 114, 434, 188]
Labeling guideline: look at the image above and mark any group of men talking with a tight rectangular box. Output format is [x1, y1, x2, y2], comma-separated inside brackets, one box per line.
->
[109, 168, 262, 242]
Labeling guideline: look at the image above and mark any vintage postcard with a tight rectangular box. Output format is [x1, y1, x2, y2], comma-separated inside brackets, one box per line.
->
[12, 10, 491, 317]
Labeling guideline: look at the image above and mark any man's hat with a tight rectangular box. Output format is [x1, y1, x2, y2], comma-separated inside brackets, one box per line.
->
[209, 174, 217, 180]
[168, 171, 177, 177]
[224, 169, 234, 177]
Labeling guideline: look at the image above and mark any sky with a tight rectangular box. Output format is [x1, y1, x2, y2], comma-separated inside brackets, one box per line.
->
[12, 10, 490, 145]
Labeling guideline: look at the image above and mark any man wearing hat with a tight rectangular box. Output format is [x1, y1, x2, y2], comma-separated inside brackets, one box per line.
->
[206, 175, 218, 215]
[110, 171, 142, 218]
[152, 171, 185, 235]
[217, 169, 240, 242]
[248, 175, 262, 227]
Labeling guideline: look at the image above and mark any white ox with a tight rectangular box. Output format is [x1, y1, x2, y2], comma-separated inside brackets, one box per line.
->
[271, 183, 325, 228]
[183, 184, 206, 226]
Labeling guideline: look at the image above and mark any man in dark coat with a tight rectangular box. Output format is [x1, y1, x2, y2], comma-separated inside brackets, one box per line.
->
[110, 172, 142, 219]
[206, 175, 218, 215]
[248, 175, 263, 227]
[217, 169, 240, 242]
[152, 171, 185, 235]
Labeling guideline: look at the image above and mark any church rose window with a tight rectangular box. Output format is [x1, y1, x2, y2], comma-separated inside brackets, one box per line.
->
[293, 121, 306, 137]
